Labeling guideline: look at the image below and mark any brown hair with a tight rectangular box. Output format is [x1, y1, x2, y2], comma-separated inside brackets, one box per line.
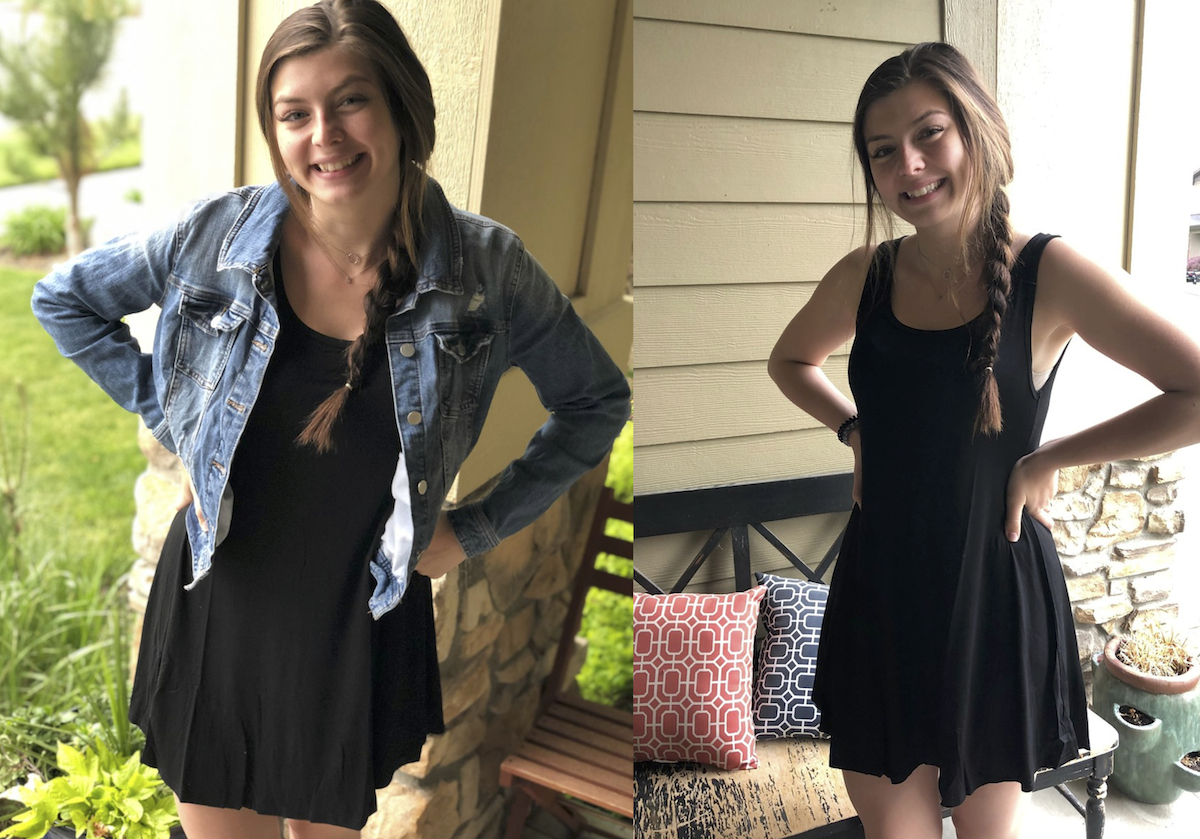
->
[255, 0, 436, 451]
[852, 42, 1014, 435]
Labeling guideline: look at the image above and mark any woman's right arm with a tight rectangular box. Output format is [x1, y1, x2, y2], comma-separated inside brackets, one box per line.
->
[31, 225, 178, 452]
[767, 246, 871, 503]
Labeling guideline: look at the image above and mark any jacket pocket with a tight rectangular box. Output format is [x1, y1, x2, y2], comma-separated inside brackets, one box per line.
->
[174, 293, 247, 390]
[434, 328, 495, 420]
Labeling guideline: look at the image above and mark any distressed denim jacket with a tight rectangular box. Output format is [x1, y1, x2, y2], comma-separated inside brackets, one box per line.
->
[32, 180, 630, 618]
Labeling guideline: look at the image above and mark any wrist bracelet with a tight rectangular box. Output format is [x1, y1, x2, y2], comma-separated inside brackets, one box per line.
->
[836, 414, 860, 446]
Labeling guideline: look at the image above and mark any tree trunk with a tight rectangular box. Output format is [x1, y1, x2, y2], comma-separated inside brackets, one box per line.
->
[65, 171, 83, 257]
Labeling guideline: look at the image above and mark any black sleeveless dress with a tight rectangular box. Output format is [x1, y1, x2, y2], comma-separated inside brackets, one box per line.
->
[812, 234, 1089, 807]
[129, 256, 445, 829]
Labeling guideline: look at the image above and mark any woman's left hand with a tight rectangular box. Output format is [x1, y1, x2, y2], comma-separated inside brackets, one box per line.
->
[415, 513, 469, 578]
[1004, 451, 1058, 542]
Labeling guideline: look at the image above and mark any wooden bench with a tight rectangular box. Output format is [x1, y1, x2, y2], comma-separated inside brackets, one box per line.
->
[633, 475, 1118, 839]
[499, 484, 634, 839]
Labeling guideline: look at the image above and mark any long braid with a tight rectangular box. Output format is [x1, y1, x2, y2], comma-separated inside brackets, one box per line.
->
[296, 193, 421, 452]
[973, 188, 1015, 436]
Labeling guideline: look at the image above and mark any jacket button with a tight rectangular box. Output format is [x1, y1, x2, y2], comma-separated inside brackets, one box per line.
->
[407, 411, 422, 425]
[400, 343, 416, 357]
[210, 314, 223, 329]
[417, 480, 428, 495]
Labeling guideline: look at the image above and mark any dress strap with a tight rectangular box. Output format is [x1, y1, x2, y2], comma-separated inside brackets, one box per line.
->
[856, 237, 903, 325]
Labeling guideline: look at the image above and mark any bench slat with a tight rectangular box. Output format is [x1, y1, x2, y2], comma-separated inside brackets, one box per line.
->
[502, 752, 634, 817]
[527, 728, 633, 776]
[556, 693, 634, 726]
[538, 715, 634, 759]
[548, 703, 631, 740]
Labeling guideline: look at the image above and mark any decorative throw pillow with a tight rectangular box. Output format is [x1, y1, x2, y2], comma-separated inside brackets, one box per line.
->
[753, 572, 830, 738]
[633, 587, 766, 770]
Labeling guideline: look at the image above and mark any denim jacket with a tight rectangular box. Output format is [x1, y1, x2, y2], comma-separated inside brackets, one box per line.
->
[32, 180, 630, 618]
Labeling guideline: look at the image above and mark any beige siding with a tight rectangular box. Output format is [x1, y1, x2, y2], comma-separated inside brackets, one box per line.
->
[634, 21, 906, 122]
[634, 0, 938, 43]
[632, 1, 941, 587]
[635, 114, 858, 204]
[635, 203, 865, 287]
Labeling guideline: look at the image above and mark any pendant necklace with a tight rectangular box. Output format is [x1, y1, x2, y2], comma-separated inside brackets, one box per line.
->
[309, 226, 380, 285]
[914, 238, 968, 301]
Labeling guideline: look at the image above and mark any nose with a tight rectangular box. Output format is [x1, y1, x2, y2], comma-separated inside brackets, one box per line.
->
[899, 143, 924, 175]
[311, 110, 342, 146]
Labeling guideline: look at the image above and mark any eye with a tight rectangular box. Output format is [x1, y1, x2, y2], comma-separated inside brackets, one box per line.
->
[276, 110, 307, 124]
[339, 94, 367, 108]
[869, 145, 894, 160]
[919, 125, 944, 140]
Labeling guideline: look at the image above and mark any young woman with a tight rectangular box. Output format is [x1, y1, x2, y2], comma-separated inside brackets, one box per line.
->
[30, 1, 629, 837]
[768, 42, 1200, 839]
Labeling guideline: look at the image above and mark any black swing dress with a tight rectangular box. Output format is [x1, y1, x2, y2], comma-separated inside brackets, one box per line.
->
[811, 234, 1090, 807]
[129, 254, 445, 829]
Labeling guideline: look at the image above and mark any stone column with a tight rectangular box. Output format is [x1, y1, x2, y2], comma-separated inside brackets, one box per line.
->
[1051, 454, 1187, 695]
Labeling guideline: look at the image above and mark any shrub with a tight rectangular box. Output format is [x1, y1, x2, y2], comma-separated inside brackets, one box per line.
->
[0, 206, 66, 256]
[575, 420, 634, 710]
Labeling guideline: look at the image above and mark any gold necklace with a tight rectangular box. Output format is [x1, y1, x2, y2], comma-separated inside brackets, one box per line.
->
[308, 225, 382, 285]
[913, 238, 969, 301]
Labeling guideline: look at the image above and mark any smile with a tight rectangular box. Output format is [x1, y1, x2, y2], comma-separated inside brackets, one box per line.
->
[903, 179, 945, 200]
[313, 154, 364, 173]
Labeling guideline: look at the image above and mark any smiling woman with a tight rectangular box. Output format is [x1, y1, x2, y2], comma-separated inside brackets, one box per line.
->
[24, 1, 629, 838]
[767, 41, 1200, 839]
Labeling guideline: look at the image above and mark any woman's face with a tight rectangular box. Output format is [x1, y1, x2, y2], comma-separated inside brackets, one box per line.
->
[270, 47, 401, 214]
[862, 81, 970, 234]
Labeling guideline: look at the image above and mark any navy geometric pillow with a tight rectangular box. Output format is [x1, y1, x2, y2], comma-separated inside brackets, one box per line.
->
[752, 572, 829, 739]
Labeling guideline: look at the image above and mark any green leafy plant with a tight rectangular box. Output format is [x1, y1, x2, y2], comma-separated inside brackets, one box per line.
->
[0, 205, 67, 256]
[0, 740, 177, 839]
[576, 420, 633, 710]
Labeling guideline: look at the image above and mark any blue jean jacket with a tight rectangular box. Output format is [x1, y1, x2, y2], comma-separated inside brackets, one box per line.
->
[32, 180, 630, 618]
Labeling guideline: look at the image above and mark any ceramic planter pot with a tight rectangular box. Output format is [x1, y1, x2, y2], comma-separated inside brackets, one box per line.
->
[1092, 636, 1200, 803]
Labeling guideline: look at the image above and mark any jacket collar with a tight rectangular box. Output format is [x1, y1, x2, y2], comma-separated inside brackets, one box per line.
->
[219, 178, 464, 302]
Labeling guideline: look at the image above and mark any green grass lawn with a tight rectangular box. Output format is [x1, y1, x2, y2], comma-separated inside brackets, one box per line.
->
[0, 266, 142, 581]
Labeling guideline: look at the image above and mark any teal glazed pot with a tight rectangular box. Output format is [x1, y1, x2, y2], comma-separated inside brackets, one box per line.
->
[1092, 636, 1200, 804]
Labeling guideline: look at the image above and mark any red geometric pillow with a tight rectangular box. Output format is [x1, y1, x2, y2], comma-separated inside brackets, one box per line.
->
[633, 587, 766, 770]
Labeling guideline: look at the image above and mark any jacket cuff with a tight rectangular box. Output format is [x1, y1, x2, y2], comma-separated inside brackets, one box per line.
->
[149, 417, 178, 455]
[445, 503, 500, 558]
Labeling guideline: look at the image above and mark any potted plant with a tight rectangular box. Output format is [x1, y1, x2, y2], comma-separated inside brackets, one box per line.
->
[1092, 620, 1200, 804]
[0, 740, 180, 839]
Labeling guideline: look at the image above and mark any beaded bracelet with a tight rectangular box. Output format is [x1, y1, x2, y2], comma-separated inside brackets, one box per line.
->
[836, 414, 860, 446]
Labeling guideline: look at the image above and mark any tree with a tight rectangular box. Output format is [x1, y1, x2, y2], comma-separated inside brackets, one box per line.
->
[0, 0, 129, 256]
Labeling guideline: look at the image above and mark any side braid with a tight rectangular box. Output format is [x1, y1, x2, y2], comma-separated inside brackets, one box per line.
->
[973, 188, 1015, 436]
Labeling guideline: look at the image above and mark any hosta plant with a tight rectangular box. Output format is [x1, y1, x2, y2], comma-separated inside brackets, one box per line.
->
[0, 740, 178, 839]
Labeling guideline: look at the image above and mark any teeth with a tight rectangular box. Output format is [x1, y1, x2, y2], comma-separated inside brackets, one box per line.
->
[316, 156, 359, 173]
[906, 180, 943, 199]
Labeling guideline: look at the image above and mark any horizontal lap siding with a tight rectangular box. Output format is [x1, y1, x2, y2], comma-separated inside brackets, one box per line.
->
[633, 0, 939, 43]
[633, 4, 939, 586]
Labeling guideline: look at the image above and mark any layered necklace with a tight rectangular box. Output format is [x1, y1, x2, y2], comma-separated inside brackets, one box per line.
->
[307, 224, 384, 285]
[913, 237, 972, 301]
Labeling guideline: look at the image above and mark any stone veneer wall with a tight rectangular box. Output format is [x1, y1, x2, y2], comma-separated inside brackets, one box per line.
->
[1051, 453, 1186, 691]
[127, 423, 607, 839]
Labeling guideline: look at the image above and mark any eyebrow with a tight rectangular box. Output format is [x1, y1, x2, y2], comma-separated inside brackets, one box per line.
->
[865, 109, 949, 143]
[273, 74, 374, 107]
